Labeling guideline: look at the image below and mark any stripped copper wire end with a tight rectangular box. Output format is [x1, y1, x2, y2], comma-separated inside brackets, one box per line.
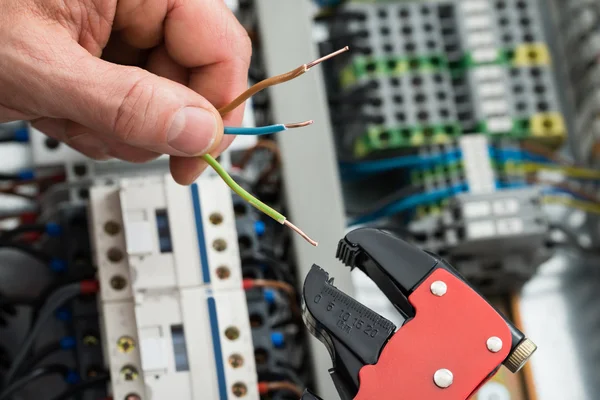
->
[284, 220, 319, 246]
[306, 46, 350, 70]
[285, 120, 314, 129]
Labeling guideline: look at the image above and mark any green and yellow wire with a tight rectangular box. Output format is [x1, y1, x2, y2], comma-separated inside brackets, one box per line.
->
[542, 195, 600, 215]
[200, 46, 350, 246]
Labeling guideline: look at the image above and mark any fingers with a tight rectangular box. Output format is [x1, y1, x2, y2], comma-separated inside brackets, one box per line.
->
[165, 0, 252, 125]
[113, 0, 169, 49]
[170, 134, 236, 184]
[146, 46, 189, 86]
[45, 43, 226, 158]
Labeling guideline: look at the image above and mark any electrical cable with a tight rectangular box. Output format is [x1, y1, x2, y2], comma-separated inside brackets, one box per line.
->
[0, 223, 47, 242]
[542, 195, 600, 215]
[339, 150, 462, 176]
[3, 281, 97, 384]
[201, 48, 351, 245]
[218, 46, 349, 116]
[258, 381, 303, 397]
[345, 185, 423, 215]
[202, 154, 318, 246]
[243, 278, 300, 320]
[523, 162, 600, 180]
[30, 271, 97, 329]
[224, 121, 313, 136]
[349, 182, 468, 226]
[0, 364, 69, 400]
[15, 341, 64, 378]
[48, 375, 110, 400]
[0, 241, 53, 264]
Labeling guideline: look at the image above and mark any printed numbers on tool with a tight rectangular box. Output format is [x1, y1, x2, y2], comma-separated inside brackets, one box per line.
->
[364, 325, 378, 338]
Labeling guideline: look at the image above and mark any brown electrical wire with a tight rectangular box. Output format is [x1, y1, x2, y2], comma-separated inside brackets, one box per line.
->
[218, 46, 349, 117]
[520, 141, 571, 165]
[520, 174, 600, 203]
[250, 279, 301, 320]
[262, 381, 303, 397]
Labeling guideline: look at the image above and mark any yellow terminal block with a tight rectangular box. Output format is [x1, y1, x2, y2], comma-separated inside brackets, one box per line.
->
[513, 43, 551, 66]
[530, 113, 566, 142]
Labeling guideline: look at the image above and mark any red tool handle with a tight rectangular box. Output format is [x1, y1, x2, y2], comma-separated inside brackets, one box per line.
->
[355, 268, 511, 400]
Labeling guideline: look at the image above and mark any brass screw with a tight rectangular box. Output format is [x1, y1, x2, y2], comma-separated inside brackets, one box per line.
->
[216, 266, 231, 280]
[225, 326, 240, 341]
[228, 354, 244, 368]
[110, 275, 127, 291]
[104, 221, 121, 235]
[213, 239, 227, 252]
[107, 247, 124, 263]
[209, 212, 224, 225]
[83, 334, 99, 347]
[232, 382, 248, 397]
[120, 365, 139, 381]
[117, 336, 136, 353]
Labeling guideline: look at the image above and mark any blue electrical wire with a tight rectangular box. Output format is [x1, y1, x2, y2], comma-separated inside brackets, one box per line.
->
[349, 182, 468, 226]
[223, 124, 287, 136]
[340, 150, 462, 177]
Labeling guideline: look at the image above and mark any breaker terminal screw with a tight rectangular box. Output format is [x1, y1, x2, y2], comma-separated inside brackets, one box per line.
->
[216, 266, 231, 280]
[83, 334, 99, 347]
[104, 220, 121, 235]
[225, 326, 240, 341]
[232, 382, 248, 397]
[120, 365, 139, 381]
[117, 336, 136, 353]
[229, 354, 244, 368]
[111, 275, 128, 290]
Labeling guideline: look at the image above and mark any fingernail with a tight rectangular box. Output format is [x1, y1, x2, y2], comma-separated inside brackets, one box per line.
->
[167, 107, 218, 155]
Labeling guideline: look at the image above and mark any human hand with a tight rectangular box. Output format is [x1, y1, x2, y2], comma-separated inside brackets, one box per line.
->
[0, 0, 252, 184]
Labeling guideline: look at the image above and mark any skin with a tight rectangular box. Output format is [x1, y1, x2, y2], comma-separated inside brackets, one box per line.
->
[0, 0, 252, 184]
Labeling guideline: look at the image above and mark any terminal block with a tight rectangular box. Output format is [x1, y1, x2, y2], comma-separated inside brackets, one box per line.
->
[441, 187, 549, 256]
[245, 290, 304, 382]
[349, 71, 461, 158]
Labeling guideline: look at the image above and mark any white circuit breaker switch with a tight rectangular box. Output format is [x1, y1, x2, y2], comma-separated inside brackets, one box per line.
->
[139, 326, 169, 374]
[459, 135, 496, 194]
[123, 212, 155, 256]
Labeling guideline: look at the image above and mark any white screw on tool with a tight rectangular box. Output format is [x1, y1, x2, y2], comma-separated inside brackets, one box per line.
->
[487, 336, 503, 353]
[430, 281, 447, 296]
[434, 369, 453, 388]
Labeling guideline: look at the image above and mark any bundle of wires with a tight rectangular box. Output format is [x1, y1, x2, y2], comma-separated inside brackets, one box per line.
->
[2, 281, 98, 386]
[346, 143, 600, 226]
[202, 46, 350, 247]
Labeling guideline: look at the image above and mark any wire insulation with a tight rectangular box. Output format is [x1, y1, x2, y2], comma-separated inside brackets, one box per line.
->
[4, 284, 81, 384]
[0, 364, 68, 400]
[224, 124, 287, 135]
[218, 47, 349, 116]
[202, 154, 285, 223]
[542, 195, 600, 215]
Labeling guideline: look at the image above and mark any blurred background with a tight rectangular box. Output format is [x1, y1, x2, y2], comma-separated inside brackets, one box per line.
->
[1, 0, 599, 399]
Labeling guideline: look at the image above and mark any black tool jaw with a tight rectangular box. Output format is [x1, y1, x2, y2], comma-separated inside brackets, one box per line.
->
[302, 264, 396, 398]
[337, 228, 439, 318]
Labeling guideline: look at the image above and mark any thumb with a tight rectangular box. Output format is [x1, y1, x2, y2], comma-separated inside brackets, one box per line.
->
[49, 48, 224, 157]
